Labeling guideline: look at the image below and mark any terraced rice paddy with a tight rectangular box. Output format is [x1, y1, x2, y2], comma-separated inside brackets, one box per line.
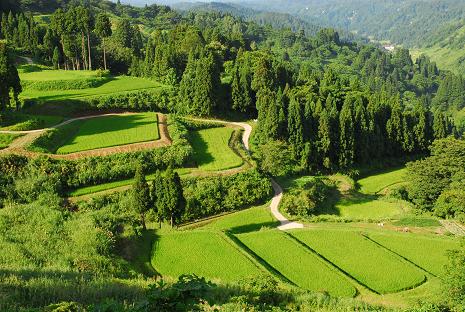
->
[358, 168, 407, 194]
[56, 112, 159, 154]
[291, 229, 426, 293]
[190, 127, 243, 171]
[367, 232, 461, 276]
[152, 231, 263, 282]
[236, 230, 356, 297]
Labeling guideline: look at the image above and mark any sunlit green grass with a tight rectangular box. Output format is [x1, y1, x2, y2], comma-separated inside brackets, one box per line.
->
[0, 113, 63, 131]
[20, 70, 99, 81]
[190, 127, 243, 171]
[236, 230, 356, 297]
[56, 112, 159, 154]
[0, 133, 21, 149]
[152, 231, 263, 282]
[292, 229, 425, 294]
[335, 195, 406, 219]
[358, 167, 407, 194]
[367, 232, 461, 276]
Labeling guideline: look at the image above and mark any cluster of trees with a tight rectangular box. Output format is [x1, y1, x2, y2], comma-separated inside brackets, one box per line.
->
[406, 137, 465, 221]
[0, 11, 39, 53]
[132, 166, 185, 229]
[0, 42, 21, 110]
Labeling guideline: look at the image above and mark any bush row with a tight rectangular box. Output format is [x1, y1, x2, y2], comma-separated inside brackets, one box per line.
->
[182, 169, 273, 222]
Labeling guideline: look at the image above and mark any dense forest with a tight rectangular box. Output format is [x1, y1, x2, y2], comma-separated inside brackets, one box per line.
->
[1, 0, 465, 311]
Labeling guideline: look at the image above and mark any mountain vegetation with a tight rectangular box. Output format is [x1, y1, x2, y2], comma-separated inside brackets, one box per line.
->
[0, 0, 465, 311]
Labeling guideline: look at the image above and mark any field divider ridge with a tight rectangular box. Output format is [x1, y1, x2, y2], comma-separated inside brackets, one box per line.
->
[284, 232, 378, 296]
[361, 233, 437, 278]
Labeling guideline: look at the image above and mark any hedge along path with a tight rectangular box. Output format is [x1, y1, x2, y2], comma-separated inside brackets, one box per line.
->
[0, 113, 171, 159]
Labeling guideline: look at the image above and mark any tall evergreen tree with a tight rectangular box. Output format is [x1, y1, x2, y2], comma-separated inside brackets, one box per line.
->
[95, 13, 112, 70]
[132, 165, 151, 230]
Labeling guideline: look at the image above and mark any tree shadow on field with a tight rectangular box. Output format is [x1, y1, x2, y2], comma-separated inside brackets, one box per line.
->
[317, 185, 381, 216]
[77, 114, 156, 136]
[189, 131, 214, 167]
[228, 221, 281, 234]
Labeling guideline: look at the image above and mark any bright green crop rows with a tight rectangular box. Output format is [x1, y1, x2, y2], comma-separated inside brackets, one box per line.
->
[291, 229, 425, 294]
[368, 232, 461, 276]
[190, 127, 243, 171]
[151, 231, 263, 282]
[21, 76, 164, 101]
[358, 168, 407, 194]
[56, 112, 159, 154]
[335, 196, 405, 219]
[236, 230, 356, 297]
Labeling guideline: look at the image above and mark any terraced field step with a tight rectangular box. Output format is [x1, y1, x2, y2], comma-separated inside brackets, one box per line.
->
[236, 230, 357, 297]
[151, 231, 265, 282]
[291, 229, 426, 294]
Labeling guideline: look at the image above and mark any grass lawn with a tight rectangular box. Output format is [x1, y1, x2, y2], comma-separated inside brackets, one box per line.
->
[0, 133, 21, 149]
[152, 231, 263, 282]
[56, 112, 159, 154]
[236, 230, 356, 297]
[190, 127, 243, 171]
[367, 232, 461, 276]
[291, 229, 425, 294]
[358, 167, 407, 194]
[197, 205, 279, 233]
[21, 76, 164, 102]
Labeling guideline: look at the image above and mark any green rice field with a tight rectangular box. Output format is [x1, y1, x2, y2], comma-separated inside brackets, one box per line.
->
[358, 168, 407, 194]
[335, 196, 406, 219]
[56, 112, 159, 154]
[291, 229, 426, 293]
[190, 127, 243, 171]
[20, 69, 100, 81]
[367, 232, 461, 276]
[236, 230, 357, 297]
[152, 231, 263, 282]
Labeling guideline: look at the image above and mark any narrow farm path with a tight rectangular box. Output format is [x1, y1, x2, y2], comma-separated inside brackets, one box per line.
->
[189, 117, 303, 231]
[0, 113, 170, 158]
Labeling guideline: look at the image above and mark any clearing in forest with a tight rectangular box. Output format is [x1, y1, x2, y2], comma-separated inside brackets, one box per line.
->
[190, 127, 243, 171]
[291, 229, 425, 294]
[56, 112, 159, 154]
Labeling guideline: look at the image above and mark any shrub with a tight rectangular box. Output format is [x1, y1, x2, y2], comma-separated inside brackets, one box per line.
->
[281, 178, 332, 218]
[182, 170, 273, 222]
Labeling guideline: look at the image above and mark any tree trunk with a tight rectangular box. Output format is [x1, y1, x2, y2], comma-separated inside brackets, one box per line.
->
[87, 31, 92, 71]
[170, 215, 174, 228]
[103, 37, 107, 71]
[141, 213, 146, 230]
[81, 33, 87, 70]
